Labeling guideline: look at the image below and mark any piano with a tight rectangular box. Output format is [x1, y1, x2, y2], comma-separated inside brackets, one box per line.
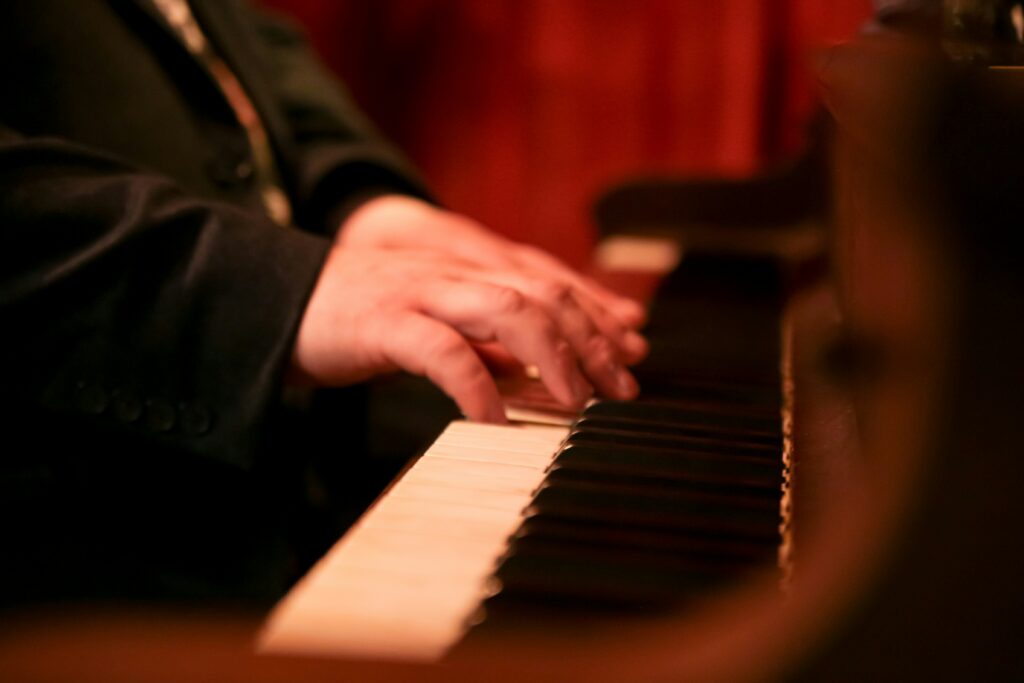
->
[260, 247, 799, 661]
[255, 25, 1024, 680]
[5, 20, 1024, 683]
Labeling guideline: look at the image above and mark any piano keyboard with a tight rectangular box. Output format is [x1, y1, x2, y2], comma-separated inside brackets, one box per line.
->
[259, 420, 570, 660]
[261, 251, 789, 662]
[261, 388, 783, 660]
[468, 383, 784, 642]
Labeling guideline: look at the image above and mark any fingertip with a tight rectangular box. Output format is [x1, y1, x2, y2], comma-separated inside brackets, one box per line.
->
[570, 372, 595, 407]
[547, 340, 589, 409]
[621, 330, 650, 364]
[615, 367, 640, 400]
[614, 298, 647, 328]
[589, 359, 639, 401]
[462, 398, 509, 424]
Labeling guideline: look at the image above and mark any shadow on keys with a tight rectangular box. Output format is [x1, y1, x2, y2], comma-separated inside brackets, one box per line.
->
[4, 29, 1024, 682]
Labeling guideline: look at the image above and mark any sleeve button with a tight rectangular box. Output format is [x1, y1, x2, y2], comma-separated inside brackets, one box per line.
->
[75, 381, 109, 415]
[111, 391, 143, 423]
[144, 399, 177, 433]
[205, 155, 254, 189]
[179, 402, 213, 436]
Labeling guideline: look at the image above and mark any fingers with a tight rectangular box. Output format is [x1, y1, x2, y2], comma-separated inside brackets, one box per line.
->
[511, 245, 647, 329]
[296, 232, 646, 425]
[338, 197, 646, 331]
[378, 312, 508, 423]
[472, 271, 644, 396]
[525, 282, 641, 398]
[573, 272, 647, 329]
[416, 280, 596, 408]
[571, 290, 648, 365]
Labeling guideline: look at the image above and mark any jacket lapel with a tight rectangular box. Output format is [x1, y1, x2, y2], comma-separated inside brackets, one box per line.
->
[110, 0, 241, 125]
[123, 0, 180, 39]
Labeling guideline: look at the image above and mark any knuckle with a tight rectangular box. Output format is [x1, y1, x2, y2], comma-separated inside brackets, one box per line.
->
[553, 338, 574, 362]
[424, 332, 467, 366]
[537, 281, 573, 306]
[491, 286, 526, 314]
[532, 311, 562, 342]
[587, 335, 616, 363]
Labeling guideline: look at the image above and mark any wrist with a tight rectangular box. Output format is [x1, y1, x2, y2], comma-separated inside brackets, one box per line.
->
[329, 190, 410, 241]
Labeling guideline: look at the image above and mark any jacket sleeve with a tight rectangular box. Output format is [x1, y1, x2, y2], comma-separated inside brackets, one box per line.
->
[0, 126, 331, 471]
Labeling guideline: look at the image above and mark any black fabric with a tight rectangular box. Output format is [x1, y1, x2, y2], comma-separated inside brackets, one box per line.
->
[0, 0, 429, 605]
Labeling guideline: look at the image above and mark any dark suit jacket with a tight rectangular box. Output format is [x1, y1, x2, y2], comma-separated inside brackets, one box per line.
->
[0, 0, 428, 604]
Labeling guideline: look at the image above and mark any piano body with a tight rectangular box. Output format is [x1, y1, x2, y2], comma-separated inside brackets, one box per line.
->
[255, 24, 1024, 680]
[5, 21, 1024, 683]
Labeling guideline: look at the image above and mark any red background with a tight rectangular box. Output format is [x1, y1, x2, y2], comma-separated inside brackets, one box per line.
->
[259, 0, 872, 266]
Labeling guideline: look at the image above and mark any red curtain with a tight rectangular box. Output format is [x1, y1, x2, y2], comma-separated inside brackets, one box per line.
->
[259, 0, 872, 265]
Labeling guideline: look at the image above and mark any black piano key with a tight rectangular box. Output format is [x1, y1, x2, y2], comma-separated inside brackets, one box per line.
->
[513, 472, 780, 575]
[464, 592, 669, 641]
[504, 533, 768, 581]
[512, 516, 778, 564]
[461, 253, 789, 635]
[629, 376, 782, 410]
[536, 469, 780, 512]
[541, 466, 781, 503]
[573, 415, 781, 448]
[629, 394, 780, 418]
[567, 425, 777, 459]
[525, 482, 781, 540]
[488, 522, 775, 622]
[475, 501, 769, 632]
[491, 548, 738, 607]
[584, 401, 780, 435]
[551, 443, 782, 490]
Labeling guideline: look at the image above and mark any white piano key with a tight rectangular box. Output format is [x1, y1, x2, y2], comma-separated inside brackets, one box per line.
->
[312, 542, 509, 582]
[418, 443, 554, 468]
[399, 457, 543, 493]
[259, 420, 567, 662]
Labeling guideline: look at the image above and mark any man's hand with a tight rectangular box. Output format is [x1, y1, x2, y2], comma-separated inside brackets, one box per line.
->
[290, 196, 648, 422]
[337, 195, 648, 343]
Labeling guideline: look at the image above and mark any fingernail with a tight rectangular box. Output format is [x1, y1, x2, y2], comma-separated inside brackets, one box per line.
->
[616, 368, 639, 399]
[572, 373, 594, 405]
[617, 298, 646, 327]
[623, 331, 649, 360]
